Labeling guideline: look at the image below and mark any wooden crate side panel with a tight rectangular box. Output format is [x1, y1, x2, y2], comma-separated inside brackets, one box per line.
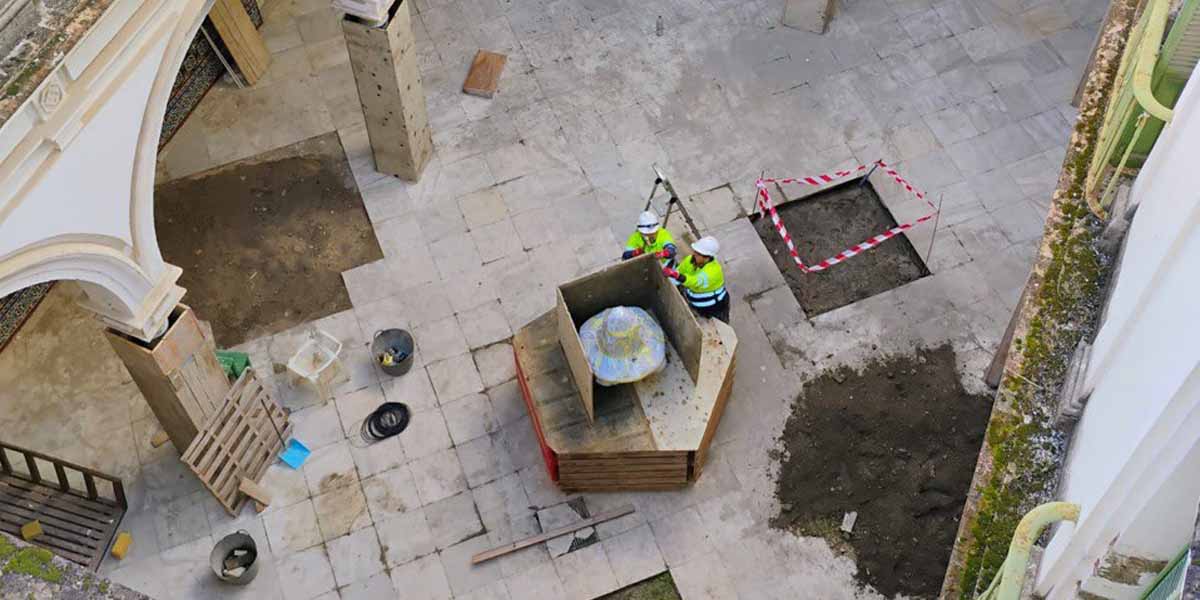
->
[209, 0, 271, 84]
[513, 339, 559, 481]
[150, 305, 205, 374]
[650, 262, 704, 381]
[558, 255, 658, 325]
[696, 352, 737, 471]
[105, 330, 200, 450]
[556, 291, 595, 423]
[557, 450, 689, 491]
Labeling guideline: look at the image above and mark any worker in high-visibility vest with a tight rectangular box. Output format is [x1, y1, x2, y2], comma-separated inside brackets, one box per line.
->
[621, 211, 677, 268]
[663, 236, 729, 323]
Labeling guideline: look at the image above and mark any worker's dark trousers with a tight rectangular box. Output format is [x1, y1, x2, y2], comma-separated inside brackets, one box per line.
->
[691, 295, 731, 324]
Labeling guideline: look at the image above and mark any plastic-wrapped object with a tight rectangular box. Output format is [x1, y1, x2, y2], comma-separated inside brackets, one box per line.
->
[579, 306, 667, 386]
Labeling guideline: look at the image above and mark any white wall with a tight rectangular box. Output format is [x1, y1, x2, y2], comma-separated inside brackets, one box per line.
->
[0, 33, 169, 257]
[1037, 65, 1200, 597]
[0, 0, 210, 339]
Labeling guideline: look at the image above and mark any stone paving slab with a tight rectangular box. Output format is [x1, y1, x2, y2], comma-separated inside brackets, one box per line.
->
[90, 0, 1109, 597]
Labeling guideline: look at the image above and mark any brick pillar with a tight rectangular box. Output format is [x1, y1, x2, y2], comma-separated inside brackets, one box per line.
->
[342, 1, 434, 181]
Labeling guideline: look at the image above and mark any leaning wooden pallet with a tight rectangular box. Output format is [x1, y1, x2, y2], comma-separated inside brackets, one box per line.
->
[181, 369, 291, 515]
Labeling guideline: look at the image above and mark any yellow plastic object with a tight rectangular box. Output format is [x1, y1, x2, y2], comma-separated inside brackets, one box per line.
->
[20, 520, 43, 541]
[111, 531, 133, 560]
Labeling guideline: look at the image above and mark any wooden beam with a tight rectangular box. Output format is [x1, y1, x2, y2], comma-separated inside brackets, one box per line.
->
[471, 504, 635, 564]
[209, 0, 270, 85]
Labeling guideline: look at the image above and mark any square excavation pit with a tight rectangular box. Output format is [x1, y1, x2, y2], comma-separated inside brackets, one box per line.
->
[752, 178, 930, 316]
[155, 132, 383, 346]
[512, 254, 738, 492]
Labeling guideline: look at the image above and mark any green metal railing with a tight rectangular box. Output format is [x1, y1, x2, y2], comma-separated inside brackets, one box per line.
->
[976, 502, 1081, 600]
[1086, 0, 1180, 216]
[1139, 546, 1189, 600]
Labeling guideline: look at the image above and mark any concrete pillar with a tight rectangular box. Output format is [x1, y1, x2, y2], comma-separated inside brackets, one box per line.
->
[342, 1, 434, 181]
[782, 0, 835, 34]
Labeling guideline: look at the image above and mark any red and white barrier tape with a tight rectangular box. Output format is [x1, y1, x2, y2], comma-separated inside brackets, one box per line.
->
[754, 160, 938, 273]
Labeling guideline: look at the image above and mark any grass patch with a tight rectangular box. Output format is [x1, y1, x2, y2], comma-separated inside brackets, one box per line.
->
[600, 572, 681, 600]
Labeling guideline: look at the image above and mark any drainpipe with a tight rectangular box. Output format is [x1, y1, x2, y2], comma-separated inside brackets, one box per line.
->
[1133, 0, 1174, 123]
[980, 502, 1082, 600]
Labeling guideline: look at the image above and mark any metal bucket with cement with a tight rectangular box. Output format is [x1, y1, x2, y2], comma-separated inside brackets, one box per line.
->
[210, 530, 259, 585]
[372, 329, 414, 377]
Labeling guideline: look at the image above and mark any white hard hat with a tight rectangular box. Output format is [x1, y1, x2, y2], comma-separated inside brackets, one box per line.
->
[636, 211, 660, 233]
[692, 236, 720, 257]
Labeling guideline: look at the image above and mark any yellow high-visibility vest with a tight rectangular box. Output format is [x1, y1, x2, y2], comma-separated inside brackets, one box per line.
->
[677, 256, 727, 307]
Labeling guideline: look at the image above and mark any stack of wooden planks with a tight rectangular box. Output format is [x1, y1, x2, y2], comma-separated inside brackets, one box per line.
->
[181, 369, 290, 515]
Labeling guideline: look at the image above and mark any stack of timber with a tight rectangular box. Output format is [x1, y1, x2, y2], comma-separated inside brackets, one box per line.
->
[512, 255, 737, 492]
[181, 369, 290, 515]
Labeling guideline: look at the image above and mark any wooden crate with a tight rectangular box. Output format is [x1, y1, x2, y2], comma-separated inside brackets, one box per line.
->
[181, 369, 290, 516]
[512, 253, 738, 493]
[105, 304, 230, 451]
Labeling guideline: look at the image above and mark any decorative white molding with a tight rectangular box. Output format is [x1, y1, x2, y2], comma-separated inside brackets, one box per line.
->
[0, 0, 213, 341]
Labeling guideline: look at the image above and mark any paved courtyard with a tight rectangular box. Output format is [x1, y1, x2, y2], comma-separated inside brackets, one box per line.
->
[2, 0, 1107, 597]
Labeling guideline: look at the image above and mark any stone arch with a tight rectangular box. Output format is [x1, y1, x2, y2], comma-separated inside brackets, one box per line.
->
[0, 0, 212, 340]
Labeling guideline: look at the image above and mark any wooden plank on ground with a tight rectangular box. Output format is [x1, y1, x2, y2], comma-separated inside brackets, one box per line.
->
[462, 50, 507, 98]
[471, 504, 635, 564]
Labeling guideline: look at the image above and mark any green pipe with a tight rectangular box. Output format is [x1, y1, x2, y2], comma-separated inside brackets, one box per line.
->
[1133, 0, 1174, 123]
[1100, 112, 1150, 214]
[981, 502, 1082, 600]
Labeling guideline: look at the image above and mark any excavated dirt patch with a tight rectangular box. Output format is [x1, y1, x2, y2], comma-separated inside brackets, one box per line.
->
[155, 132, 382, 346]
[771, 345, 992, 598]
[752, 179, 929, 316]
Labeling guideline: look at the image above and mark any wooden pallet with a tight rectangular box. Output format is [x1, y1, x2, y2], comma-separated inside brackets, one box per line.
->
[181, 369, 290, 516]
[0, 442, 126, 570]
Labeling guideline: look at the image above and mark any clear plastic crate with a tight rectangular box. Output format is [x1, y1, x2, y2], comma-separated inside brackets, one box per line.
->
[287, 329, 347, 401]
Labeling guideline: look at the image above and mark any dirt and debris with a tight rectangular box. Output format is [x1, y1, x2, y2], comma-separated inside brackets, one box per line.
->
[155, 132, 383, 346]
[771, 345, 992, 598]
[753, 179, 929, 316]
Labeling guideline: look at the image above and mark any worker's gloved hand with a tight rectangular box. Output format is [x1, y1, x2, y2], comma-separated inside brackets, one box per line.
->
[662, 267, 684, 282]
[621, 248, 644, 260]
[655, 250, 671, 259]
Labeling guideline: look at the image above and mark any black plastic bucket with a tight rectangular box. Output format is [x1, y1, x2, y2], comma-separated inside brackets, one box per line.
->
[372, 329, 414, 377]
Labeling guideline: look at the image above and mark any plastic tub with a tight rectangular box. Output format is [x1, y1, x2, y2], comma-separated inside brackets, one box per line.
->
[287, 329, 347, 400]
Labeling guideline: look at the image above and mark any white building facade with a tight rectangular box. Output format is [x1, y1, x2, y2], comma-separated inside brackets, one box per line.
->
[1036, 62, 1200, 598]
